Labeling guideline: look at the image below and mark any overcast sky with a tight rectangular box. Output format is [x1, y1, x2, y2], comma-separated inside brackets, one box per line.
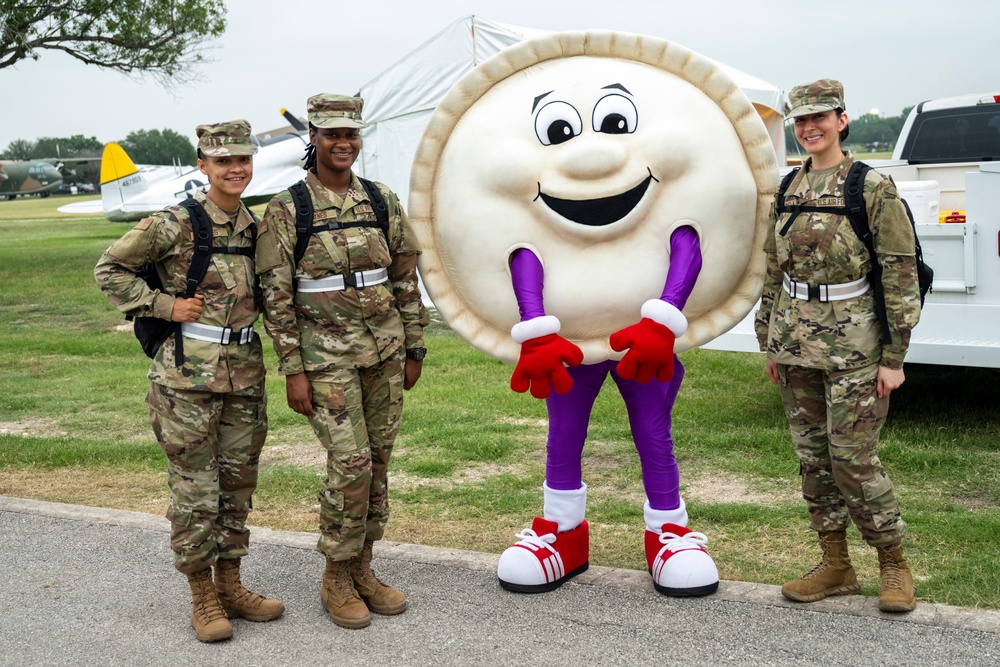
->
[2, 0, 998, 151]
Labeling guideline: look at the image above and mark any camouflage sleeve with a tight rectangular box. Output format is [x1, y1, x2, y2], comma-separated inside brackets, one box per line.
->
[868, 175, 921, 368]
[94, 214, 178, 320]
[754, 200, 780, 351]
[384, 187, 429, 349]
[257, 195, 305, 375]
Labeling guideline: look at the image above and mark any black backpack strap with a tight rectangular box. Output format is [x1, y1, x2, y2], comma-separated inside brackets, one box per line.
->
[178, 198, 215, 299]
[359, 177, 390, 242]
[775, 167, 799, 212]
[289, 180, 314, 265]
[775, 168, 803, 236]
[176, 198, 218, 366]
[843, 161, 874, 246]
[842, 162, 892, 344]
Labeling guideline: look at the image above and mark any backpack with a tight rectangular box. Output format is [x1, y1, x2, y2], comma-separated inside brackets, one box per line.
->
[130, 198, 257, 362]
[775, 161, 934, 345]
[287, 177, 390, 266]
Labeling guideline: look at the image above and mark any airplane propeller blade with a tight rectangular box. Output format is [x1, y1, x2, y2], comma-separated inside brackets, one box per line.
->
[281, 108, 308, 133]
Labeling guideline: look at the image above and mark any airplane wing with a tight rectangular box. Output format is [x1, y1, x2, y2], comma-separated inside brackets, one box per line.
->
[57, 199, 105, 215]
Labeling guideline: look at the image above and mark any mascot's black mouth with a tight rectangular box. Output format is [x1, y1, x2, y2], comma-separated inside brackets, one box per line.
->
[536, 170, 656, 226]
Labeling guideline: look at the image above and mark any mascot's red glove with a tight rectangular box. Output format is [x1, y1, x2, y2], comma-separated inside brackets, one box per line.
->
[510, 316, 584, 399]
[610, 299, 687, 384]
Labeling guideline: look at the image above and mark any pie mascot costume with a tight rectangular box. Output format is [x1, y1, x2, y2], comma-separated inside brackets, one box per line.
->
[408, 31, 777, 596]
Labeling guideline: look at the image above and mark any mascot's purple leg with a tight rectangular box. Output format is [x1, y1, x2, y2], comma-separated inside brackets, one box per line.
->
[543, 361, 612, 490]
[613, 358, 684, 511]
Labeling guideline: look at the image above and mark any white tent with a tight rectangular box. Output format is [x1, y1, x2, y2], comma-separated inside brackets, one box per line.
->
[356, 15, 786, 207]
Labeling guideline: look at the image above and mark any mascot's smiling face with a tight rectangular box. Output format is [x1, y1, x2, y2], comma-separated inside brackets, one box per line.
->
[410, 33, 776, 364]
[532, 82, 653, 227]
[442, 56, 752, 245]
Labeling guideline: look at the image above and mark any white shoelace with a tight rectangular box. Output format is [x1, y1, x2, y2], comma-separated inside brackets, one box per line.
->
[658, 530, 709, 553]
[514, 528, 558, 556]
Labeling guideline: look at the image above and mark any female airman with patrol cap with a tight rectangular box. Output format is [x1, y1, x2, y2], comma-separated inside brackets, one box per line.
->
[95, 120, 284, 642]
[754, 79, 921, 613]
[255, 94, 428, 629]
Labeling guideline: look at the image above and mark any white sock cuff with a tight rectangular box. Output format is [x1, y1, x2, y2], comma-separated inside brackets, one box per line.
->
[511, 315, 561, 344]
[640, 299, 688, 337]
[644, 499, 688, 533]
[543, 482, 587, 533]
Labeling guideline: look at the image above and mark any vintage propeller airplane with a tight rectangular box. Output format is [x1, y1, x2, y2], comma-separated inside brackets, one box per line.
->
[1, 159, 67, 199]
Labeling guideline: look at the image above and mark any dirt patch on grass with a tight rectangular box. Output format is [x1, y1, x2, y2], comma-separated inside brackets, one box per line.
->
[391, 461, 533, 493]
[953, 494, 1000, 510]
[0, 419, 68, 438]
[683, 472, 800, 506]
[260, 442, 325, 469]
[496, 416, 548, 429]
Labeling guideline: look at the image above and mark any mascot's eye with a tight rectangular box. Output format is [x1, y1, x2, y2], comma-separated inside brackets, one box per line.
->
[534, 101, 583, 146]
[592, 94, 638, 135]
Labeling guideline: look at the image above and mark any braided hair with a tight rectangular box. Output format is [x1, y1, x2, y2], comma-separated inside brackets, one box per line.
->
[302, 144, 317, 173]
[302, 122, 319, 172]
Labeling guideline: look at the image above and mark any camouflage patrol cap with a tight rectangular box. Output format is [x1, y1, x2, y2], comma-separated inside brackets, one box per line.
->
[786, 79, 845, 119]
[307, 94, 366, 129]
[195, 119, 258, 157]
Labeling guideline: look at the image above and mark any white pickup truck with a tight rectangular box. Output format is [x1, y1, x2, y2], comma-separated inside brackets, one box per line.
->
[704, 92, 1000, 368]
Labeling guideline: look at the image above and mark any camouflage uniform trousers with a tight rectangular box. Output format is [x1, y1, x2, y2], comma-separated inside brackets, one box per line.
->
[147, 381, 268, 574]
[307, 352, 405, 562]
[776, 362, 905, 547]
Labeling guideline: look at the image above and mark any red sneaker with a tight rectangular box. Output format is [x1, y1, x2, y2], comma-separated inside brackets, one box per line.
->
[644, 523, 719, 597]
[497, 517, 589, 593]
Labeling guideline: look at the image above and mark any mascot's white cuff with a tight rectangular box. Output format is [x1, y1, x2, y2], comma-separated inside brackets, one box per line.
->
[511, 315, 561, 344]
[544, 482, 587, 533]
[641, 299, 688, 337]
[644, 499, 688, 533]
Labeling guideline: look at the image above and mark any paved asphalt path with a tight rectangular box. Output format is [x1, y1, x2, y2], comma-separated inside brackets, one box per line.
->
[1, 496, 998, 666]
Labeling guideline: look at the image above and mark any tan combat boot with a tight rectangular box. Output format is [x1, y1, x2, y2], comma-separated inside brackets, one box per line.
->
[877, 544, 916, 612]
[321, 558, 371, 629]
[186, 568, 233, 642]
[349, 540, 407, 615]
[215, 557, 285, 622]
[781, 530, 861, 602]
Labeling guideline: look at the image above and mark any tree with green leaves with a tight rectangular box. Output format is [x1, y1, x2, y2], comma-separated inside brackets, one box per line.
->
[0, 1, 227, 84]
[34, 134, 103, 158]
[1, 138, 36, 160]
[119, 128, 196, 165]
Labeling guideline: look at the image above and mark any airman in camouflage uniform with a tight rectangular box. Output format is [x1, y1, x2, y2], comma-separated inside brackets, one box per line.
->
[754, 79, 921, 613]
[255, 94, 428, 629]
[95, 120, 284, 642]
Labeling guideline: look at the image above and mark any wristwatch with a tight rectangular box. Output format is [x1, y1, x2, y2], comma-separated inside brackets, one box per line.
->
[405, 347, 427, 361]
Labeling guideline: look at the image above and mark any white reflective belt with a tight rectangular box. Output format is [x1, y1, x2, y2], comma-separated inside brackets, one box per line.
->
[180, 322, 256, 345]
[782, 273, 869, 302]
[297, 268, 389, 293]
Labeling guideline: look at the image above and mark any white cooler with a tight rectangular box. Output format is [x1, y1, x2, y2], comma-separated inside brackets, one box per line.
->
[895, 180, 940, 225]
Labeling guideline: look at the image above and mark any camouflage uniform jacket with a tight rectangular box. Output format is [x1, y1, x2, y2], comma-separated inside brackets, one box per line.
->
[754, 153, 921, 370]
[94, 190, 264, 392]
[255, 171, 427, 375]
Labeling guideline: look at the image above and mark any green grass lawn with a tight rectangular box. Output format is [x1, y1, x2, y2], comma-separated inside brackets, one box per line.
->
[1, 197, 998, 610]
